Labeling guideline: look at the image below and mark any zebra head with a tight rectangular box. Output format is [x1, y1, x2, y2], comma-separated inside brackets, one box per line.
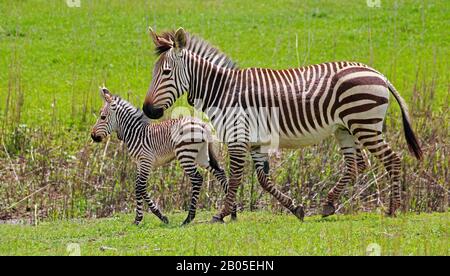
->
[91, 87, 118, 142]
[143, 27, 189, 119]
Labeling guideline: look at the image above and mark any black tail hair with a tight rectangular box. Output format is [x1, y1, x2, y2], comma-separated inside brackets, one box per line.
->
[401, 110, 423, 160]
[388, 82, 423, 160]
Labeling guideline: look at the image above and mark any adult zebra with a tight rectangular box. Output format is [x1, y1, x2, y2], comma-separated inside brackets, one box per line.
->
[142, 28, 422, 222]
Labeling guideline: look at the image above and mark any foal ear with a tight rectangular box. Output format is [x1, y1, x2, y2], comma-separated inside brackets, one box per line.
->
[99, 86, 112, 103]
[174, 27, 187, 49]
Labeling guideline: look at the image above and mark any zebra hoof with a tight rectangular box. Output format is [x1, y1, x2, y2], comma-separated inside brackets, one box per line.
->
[133, 220, 142, 226]
[292, 205, 305, 221]
[385, 210, 397, 217]
[231, 213, 238, 221]
[181, 218, 192, 226]
[161, 216, 169, 224]
[322, 203, 335, 218]
[386, 202, 400, 217]
[210, 215, 225, 224]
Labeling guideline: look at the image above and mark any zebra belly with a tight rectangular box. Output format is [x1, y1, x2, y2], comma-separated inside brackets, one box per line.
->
[277, 124, 337, 148]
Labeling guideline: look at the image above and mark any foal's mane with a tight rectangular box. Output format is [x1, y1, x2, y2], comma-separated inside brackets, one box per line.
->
[155, 30, 237, 69]
[115, 96, 149, 124]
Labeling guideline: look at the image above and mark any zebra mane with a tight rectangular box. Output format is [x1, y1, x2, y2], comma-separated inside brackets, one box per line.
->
[155, 31, 237, 69]
[115, 96, 150, 124]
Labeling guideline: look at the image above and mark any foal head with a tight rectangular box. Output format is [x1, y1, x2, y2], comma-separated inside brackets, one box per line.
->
[91, 87, 118, 143]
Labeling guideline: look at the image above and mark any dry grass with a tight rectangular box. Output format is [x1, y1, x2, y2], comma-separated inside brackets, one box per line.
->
[0, 98, 448, 222]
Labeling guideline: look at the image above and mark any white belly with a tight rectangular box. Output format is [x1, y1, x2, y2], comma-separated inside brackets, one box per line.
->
[255, 124, 337, 149]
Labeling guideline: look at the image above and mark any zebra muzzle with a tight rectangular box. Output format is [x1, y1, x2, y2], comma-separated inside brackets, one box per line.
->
[91, 133, 103, 143]
[142, 103, 164, 119]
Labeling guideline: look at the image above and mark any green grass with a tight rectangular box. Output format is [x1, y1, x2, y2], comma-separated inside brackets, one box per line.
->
[0, 0, 448, 128]
[0, 211, 448, 256]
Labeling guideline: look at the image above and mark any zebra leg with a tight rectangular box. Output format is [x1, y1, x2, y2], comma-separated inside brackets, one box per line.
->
[211, 142, 248, 223]
[356, 134, 402, 216]
[183, 169, 203, 225]
[133, 163, 149, 225]
[143, 193, 169, 224]
[207, 166, 237, 220]
[134, 160, 168, 225]
[177, 153, 204, 226]
[322, 128, 358, 217]
[355, 141, 369, 174]
[250, 147, 304, 221]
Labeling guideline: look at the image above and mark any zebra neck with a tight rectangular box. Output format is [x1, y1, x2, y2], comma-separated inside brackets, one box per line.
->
[115, 107, 145, 147]
[187, 53, 235, 112]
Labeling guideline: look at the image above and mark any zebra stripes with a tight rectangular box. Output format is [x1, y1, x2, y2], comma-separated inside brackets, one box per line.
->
[143, 28, 422, 221]
[91, 87, 235, 225]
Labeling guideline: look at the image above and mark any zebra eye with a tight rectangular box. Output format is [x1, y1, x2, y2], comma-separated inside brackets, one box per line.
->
[101, 115, 106, 120]
[162, 69, 171, 75]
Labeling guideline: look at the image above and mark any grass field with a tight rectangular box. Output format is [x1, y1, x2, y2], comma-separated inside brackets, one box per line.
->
[1, 0, 448, 125]
[0, 212, 448, 256]
[0, 0, 448, 256]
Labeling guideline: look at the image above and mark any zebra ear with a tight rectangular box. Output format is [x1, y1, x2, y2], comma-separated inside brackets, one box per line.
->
[99, 86, 112, 103]
[174, 27, 187, 49]
[148, 27, 160, 47]
[149, 27, 174, 50]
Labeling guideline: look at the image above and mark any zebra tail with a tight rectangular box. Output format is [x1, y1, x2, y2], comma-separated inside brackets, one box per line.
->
[387, 80, 423, 160]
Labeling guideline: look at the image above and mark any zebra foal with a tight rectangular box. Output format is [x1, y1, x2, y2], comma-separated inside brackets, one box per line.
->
[91, 87, 235, 225]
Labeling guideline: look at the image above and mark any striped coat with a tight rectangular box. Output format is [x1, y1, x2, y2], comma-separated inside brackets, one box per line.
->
[91, 87, 235, 225]
[143, 28, 422, 222]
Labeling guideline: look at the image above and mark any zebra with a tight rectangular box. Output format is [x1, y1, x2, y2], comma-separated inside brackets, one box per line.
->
[142, 28, 422, 222]
[91, 87, 236, 225]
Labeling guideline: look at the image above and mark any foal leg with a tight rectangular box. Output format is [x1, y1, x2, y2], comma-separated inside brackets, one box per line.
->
[175, 147, 204, 225]
[133, 164, 147, 225]
[250, 146, 304, 221]
[143, 193, 169, 224]
[182, 167, 203, 225]
[134, 161, 167, 225]
[322, 128, 358, 217]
